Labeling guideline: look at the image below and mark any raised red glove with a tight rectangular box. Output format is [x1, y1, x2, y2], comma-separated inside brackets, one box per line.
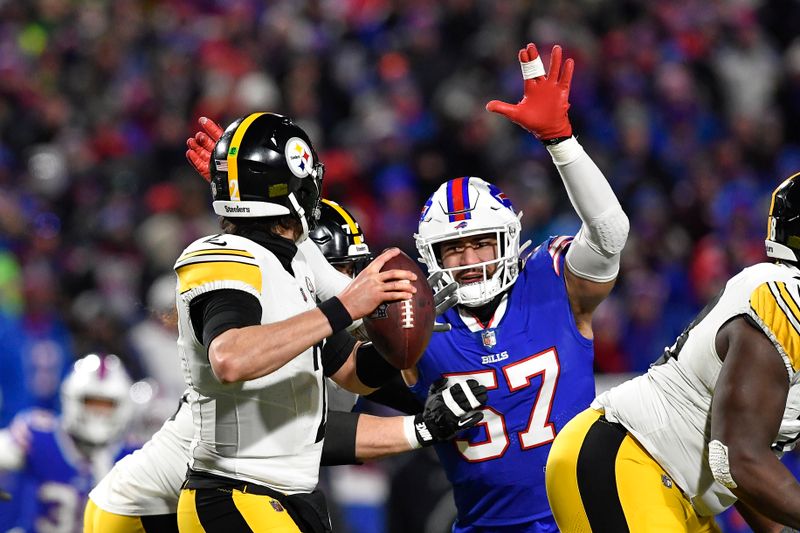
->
[486, 43, 574, 141]
[185, 117, 224, 182]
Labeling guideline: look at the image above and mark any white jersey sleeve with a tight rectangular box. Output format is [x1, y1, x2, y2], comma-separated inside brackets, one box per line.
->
[593, 261, 800, 517]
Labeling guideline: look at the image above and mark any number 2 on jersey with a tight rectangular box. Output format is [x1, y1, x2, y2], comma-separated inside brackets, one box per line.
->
[446, 347, 560, 462]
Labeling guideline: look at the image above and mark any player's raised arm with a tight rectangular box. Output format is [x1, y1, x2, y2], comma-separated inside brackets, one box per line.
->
[487, 43, 629, 328]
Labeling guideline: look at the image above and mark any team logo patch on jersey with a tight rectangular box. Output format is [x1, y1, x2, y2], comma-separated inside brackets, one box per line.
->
[481, 329, 497, 348]
[286, 137, 314, 178]
[306, 276, 315, 296]
[661, 474, 673, 489]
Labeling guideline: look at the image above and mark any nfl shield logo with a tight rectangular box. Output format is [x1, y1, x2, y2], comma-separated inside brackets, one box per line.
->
[481, 329, 496, 348]
[270, 499, 285, 512]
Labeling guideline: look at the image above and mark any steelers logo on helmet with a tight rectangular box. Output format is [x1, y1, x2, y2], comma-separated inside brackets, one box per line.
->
[285, 137, 315, 178]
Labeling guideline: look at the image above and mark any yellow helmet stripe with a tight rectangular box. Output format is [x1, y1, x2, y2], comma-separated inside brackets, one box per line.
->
[227, 113, 266, 201]
[321, 198, 363, 245]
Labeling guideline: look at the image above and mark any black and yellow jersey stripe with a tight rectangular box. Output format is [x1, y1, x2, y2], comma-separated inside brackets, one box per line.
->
[175, 247, 261, 294]
[750, 280, 800, 371]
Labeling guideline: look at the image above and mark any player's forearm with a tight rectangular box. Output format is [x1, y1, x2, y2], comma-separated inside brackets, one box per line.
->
[735, 499, 798, 533]
[730, 452, 800, 528]
[354, 414, 416, 461]
[549, 138, 628, 281]
[209, 307, 334, 383]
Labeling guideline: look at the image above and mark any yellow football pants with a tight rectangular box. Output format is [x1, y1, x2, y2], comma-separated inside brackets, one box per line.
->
[177, 488, 302, 532]
[83, 498, 179, 533]
[545, 408, 721, 533]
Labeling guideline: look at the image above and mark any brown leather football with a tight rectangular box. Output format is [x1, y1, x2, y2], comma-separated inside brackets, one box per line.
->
[363, 250, 435, 369]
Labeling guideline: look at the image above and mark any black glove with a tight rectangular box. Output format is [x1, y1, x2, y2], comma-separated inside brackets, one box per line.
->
[428, 271, 459, 333]
[412, 378, 488, 446]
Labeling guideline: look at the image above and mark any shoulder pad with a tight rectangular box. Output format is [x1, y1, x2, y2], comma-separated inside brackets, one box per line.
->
[749, 280, 800, 372]
[174, 234, 262, 295]
[527, 236, 572, 276]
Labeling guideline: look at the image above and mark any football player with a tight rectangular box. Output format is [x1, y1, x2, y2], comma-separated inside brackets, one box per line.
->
[85, 113, 483, 533]
[0, 353, 134, 533]
[403, 42, 629, 533]
[310, 199, 373, 279]
[545, 173, 800, 531]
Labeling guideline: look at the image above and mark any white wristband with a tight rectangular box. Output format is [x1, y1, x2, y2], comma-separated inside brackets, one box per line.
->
[403, 416, 423, 450]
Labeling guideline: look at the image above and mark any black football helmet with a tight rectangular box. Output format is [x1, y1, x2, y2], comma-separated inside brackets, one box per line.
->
[310, 199, 372, 277]
[766, 171, 800, 263]
[210, 112, 323, 241]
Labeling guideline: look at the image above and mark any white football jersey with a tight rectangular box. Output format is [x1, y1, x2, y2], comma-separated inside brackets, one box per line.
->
[594, 261, 800, 516]
[174, 234, 326, 494]
[89, 395, 193, 515]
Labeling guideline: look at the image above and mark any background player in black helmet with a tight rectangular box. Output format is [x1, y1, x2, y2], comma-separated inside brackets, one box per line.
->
[546, 171, 800, 531]
[310, 199, 372, 278]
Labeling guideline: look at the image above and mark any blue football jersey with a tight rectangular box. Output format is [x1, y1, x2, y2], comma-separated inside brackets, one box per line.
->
[411, 236, 596, 528]
[5, 409, 132, 533]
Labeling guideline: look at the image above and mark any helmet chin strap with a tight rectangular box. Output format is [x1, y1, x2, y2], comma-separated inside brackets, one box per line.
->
[288, 193, 309, 244]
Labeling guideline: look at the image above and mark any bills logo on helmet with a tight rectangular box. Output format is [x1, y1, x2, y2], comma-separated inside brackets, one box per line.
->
[455, 221, 469, 230]
[487, 182, 513, 209]
[420, 196, 434, 222]
[285, 137, 314, 178]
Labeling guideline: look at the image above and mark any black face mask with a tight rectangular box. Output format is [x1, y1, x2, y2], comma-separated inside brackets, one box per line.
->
[236, 226, 298, 276]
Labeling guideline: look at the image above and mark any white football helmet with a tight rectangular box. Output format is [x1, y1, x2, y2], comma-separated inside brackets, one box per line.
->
[61, 353, 134, 446]
[415, 177, 527, 307]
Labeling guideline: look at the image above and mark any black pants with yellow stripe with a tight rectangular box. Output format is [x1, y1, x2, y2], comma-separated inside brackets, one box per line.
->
[545, 408, 721, 533]
[177, 470, 331, 533]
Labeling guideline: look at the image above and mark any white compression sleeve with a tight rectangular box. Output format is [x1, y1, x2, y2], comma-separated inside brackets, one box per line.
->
[547, 137, 629, 282]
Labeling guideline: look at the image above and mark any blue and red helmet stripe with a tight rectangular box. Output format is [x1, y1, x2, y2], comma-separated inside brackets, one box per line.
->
[446, 177, 472, 222]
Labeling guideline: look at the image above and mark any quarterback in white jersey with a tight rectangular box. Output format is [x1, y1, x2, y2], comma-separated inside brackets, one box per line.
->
[545, 172, 800, 532]
[173, 112, 420, 533]
[86, 114, 485, 533]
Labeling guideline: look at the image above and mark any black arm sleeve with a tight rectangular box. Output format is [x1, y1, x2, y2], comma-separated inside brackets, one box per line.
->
[189, 289, 262, 350]
[363, 373, 424, 415]
[321, 411, 361, 466]
[321, 330, 357, 377]
[355, 343, 398, 388]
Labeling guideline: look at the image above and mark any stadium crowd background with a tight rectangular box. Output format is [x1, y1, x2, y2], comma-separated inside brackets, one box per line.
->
[1, 0, 800, 531]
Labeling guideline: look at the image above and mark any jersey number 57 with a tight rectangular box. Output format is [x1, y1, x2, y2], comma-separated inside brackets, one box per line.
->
[445, 347, 560, 462]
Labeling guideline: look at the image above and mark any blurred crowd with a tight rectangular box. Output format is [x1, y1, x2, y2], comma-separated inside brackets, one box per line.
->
[1, 0, 799, 531]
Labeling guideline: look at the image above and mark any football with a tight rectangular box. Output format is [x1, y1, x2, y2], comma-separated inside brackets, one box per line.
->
[363, 250, 435, 369]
